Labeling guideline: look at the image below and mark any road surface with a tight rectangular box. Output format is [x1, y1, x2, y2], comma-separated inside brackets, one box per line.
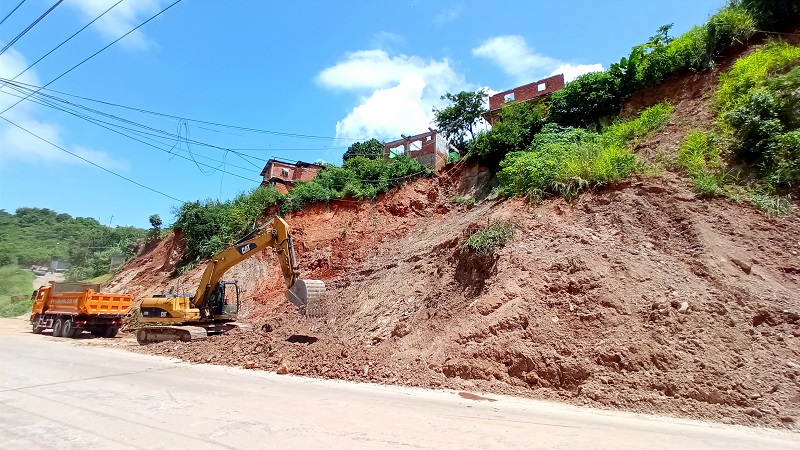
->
[0, 318, 797, 450]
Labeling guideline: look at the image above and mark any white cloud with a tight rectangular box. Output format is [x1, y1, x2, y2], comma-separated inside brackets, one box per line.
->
[473, 35, 603, 84]
[552, 64, 605, 82]
[66, 0, 166, 51]
[370, 32, 406, 51]
[0, 47, 127, 170]
[435, 5, 463, 26]
[318, 50, 467, 140]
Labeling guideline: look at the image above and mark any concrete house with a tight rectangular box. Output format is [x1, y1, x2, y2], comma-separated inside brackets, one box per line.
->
[482, 73, 565, 126]
[260, 158, 323, 193]
[382, 129, 458, 172]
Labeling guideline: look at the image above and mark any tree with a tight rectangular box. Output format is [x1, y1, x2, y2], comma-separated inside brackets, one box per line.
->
[148, 214, 162, 242]
[148, 214, 162, 230]
[343, 139, 385, 162]
[433, 89, 487, 149]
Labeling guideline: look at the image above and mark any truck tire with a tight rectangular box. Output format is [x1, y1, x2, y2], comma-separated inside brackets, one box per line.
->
[52, 318, 64, 337]
[31, 315, 43, 334]
[103, 326, 120, 338]
[62, 319, 75, 338]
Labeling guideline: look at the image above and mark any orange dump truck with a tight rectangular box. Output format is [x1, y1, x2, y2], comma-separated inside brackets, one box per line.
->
[30, 282, 133, 339]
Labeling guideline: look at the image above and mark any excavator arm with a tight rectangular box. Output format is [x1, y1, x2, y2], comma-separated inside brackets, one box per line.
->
[192, 217, 298, 309]
[192, 216, 325, 318]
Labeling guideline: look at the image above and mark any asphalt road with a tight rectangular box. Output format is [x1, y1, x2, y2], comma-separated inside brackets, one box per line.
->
[1, 317, 798, 450]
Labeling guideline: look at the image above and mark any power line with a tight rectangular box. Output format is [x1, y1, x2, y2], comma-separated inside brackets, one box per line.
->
[0, 0, 64, 57]
[0, 0, 183, 116]
[0, 0, 27, 28]
[0, 89, 261, 182]
[0, 83, 270, 175]
[0, 0, 124, 89]
[0, 78, 368, 142]
[1, 116, 185, 203]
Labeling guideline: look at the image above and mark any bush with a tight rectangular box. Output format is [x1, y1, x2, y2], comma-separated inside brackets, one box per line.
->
[497, 134, 637, 200]
[497, 104, 670, 200]
[715, 42, 800, 115]
[705, 5, 756, 57]
[723, 63, 800, 187]
[548, 71, 621, 128]
[735, 0, 800, 31]
[677, 131, 728, 195]
[460, 221, 516, 255]
[603, 103, 673, 146]
[469, 102, 546, 166]
[748, 191, 794, 216]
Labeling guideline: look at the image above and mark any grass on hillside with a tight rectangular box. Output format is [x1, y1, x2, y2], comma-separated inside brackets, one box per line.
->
[461, 221, 516, 255]
[0, 266, 35, 318]
[497, 103, 672, 200]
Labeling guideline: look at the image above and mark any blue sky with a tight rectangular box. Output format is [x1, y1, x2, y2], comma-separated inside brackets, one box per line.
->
[0, 0, 725, 228]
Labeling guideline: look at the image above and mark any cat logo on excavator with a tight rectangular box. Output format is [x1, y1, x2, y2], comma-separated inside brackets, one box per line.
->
[236, 243, 257, 255]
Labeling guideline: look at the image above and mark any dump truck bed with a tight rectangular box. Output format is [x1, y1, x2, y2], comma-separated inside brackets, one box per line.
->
[31, 282, 133, 316]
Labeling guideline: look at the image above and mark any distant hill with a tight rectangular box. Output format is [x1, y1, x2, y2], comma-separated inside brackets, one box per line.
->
[0, 208, 145, 279]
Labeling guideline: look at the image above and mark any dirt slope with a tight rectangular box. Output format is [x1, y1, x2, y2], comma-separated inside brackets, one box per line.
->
[108, 39, 800, 429]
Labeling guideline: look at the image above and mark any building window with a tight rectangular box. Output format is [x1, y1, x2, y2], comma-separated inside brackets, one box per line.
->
[280, 168, 290, 178]
[504, 92, 515, 103]
[537, 83, 546, 92]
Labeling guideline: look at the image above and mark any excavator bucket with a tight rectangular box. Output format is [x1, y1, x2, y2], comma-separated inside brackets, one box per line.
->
[285, 279, 326, 318]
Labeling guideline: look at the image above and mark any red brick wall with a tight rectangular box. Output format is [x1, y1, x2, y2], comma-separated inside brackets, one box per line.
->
[267, 161, 296, 179]
[488, 73, 565, 110]
[294, 166, 321, 182]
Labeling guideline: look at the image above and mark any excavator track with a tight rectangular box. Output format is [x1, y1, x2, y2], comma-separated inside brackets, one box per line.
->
[136, 326, 208, 345]
[285, 279, 326, 318]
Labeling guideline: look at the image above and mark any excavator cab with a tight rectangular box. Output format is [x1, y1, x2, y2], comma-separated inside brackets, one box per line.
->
[206, 281, 241, 319]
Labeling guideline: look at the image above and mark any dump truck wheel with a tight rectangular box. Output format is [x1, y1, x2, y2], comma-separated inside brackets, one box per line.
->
[31, 315, 43, 334]
[104, 327, 119, 338]
[52, 318, 63, 337]
[62, 319, 75, 338]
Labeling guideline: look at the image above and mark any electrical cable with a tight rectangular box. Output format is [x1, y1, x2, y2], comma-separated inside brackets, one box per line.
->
[0, 0, 183, 116]
[0, 0, 124, 90]
[1, 115, 185, 203]
[0, 0, 27, 28]
[0, 89, 260, 181]
[0, 78, 368, 142]
[0, 0, 64, 56]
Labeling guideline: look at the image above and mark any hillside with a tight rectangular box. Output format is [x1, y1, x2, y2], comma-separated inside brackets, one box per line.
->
[104, 29, 800, 429]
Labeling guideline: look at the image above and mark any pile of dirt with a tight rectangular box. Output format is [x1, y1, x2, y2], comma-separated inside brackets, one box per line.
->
[110, 37, 800, 430]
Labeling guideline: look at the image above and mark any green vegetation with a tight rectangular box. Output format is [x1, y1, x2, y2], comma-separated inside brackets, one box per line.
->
[0, 208, 145, 282]
[450, 196, 476, 206]
[715, 42, 800, 115]
[677, 131, 728, 196]
[175, 156, 432, 261]
[470, 102, 547, 166]
[0, 266, 35, 318]
[496, 104, 671, 200]
[433, 89, 488, 149]
[715, 44, 800, 191]
[343, 138, 385, 161]
[461, 221, 516, 255]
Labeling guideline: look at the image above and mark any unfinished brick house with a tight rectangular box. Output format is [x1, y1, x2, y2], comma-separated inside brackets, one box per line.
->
[482, 73, 565, 126]
[260, 158, 323, 194]
[382, 128, 457, 172]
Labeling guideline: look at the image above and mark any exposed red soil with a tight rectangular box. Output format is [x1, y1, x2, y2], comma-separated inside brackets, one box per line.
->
[108, 38, 800, 430]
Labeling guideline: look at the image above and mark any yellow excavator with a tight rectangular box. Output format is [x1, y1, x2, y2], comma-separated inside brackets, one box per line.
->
[136, 217, 325, 344]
